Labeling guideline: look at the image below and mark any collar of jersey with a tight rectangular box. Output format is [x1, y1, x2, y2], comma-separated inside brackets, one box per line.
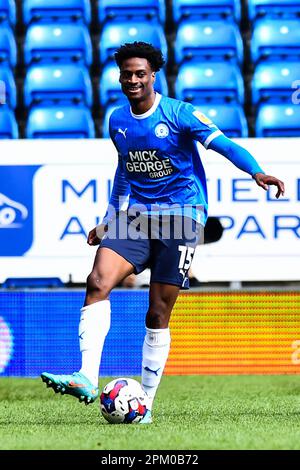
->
[130, 93, 162, 120]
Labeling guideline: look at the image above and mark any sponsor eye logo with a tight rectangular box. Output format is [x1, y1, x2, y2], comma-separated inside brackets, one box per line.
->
[0, 317, 14, 373]
[0, 193, 28, 228]
[155, 123, 169, 138]
[0, 165, 39, 256]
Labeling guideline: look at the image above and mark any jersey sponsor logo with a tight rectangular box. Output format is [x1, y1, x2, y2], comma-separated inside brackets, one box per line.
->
[126, 149, 174, 179]
[155, 123, 169, 138]
[192, 110, 213, 125]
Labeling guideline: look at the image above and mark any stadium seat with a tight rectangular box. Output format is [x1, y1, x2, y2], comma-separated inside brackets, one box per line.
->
[24, 64, 93, 107]
[175, 61, 244, 104]
[23, 0, 91, 25]
[252, 61, 300, 105]
[26, 106, 95, 138]
[0, 0, 16, 25]
[2, 277, 64, 288]
[0, 106, 18, 138]
[0, 66, 16, 108]
[99, 21, 168, 65]
[196, 104, 248, 137]
[0, 25, 16, 66]
[248, 0, 300, 22]
[99, 62, 168, 106]
[255, 103, 300, 137]
[24, 23, 93, 65]
[251, 19, 300, 64]
[98, 0, 166, 24]
[174, 20, 243, 65]
[172, 0, 241, 23]
[102, 102, 127, 138]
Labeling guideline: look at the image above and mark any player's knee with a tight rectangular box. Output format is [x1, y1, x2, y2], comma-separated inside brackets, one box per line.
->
[86, 271, 112, 299]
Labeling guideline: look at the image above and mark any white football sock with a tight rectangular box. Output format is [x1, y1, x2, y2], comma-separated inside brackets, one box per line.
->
[141, 327, 171, 410]
[79, 300, 111, 387]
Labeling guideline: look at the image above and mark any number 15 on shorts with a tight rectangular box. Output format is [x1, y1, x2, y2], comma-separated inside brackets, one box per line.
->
[178, 245, 195, 277]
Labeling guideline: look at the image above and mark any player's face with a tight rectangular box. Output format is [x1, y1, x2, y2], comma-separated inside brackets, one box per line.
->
[119, 57, 155, 102]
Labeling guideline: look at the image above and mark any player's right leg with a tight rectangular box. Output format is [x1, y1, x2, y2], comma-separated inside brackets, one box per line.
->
[41, 246, 134, 404]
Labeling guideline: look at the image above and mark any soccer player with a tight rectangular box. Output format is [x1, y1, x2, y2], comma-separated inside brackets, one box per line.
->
[41, 42, 285, 424]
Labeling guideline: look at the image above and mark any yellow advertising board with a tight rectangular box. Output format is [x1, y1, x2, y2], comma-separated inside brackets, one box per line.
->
[166, 292, 300, 375]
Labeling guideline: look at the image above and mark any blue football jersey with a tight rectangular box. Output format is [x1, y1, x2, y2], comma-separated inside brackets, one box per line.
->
[108, 93, 223, 224]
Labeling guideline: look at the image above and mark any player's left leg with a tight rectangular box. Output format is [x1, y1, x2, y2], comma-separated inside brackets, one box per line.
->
[140, 282, 180, 423]
[140, 215, 202, 423]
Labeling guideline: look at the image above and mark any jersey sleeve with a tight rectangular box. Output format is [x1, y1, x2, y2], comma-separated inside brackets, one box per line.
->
[101, 114, 130, 226]
[208, 134, 265, 176]
[178, 102, 223, 149]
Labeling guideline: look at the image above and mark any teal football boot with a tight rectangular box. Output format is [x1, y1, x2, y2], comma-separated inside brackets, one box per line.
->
[41, 371, 99, 405]
[139, 409, 152, 424]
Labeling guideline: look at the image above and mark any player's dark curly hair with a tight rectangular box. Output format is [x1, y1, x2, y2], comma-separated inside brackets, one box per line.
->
[114, 41, 165, 72]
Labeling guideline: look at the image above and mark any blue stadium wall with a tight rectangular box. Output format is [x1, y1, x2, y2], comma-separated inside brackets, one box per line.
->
[0, 290, 147, 377]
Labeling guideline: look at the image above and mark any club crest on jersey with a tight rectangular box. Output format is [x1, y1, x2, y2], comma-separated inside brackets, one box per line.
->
[192, 110, 212, 125]
[155, 123, 169, 138]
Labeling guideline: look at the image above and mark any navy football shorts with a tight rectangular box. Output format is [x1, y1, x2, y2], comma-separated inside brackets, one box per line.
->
[100, 212, 203, 289]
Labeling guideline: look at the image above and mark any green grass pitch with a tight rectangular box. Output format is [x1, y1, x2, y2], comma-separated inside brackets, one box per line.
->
[0, 375, 300, 450]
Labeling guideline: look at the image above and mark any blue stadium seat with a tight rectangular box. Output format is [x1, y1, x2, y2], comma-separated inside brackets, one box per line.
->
[102, 103, 127, 138]
[0, 0, 16, 25]
[0, 66, 16, 108]
[248, 0, 300, 21]
[24, 64, 93, 107]
[173, 0, 241, 23]
[252, 61, 300, 105]
[0, 106, 18, 138]
[255, 103, 300, 136]
[98, 0, 165, 24]
[26, 106, 95, 138]
[99, 61, 168, 106]
[24, 23, 93, 65]
[196, 104, 248, 137]
[23, 0, 91, 25]
[174, 20, 243, 65]
[175, 61, 244, 104]
[251, 19, 300, 63]
[0, 25, 16, 66]
[99, 21, 168, 65]
[2, 277, 64, 288]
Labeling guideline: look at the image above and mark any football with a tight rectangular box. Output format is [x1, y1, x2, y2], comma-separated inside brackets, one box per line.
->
[100, 378, 149, 424]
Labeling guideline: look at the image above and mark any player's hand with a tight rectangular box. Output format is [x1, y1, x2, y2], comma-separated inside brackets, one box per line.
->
[87, 224, 107, 246]
[253, 172, 285, 199]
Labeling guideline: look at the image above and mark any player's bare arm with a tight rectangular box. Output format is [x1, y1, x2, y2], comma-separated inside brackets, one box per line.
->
[253, 172, 285, 198]
[87, 224, 107, 246]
